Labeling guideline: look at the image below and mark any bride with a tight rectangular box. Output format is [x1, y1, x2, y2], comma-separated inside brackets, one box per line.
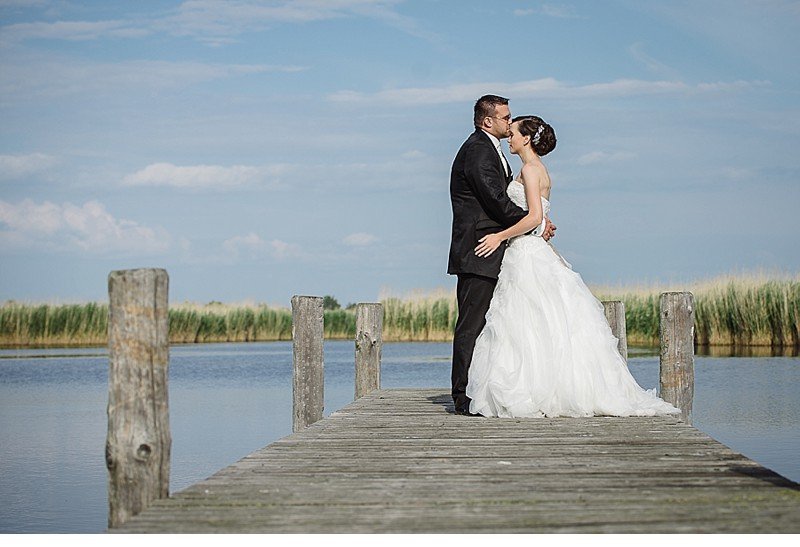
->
[465, 115, 679, 418]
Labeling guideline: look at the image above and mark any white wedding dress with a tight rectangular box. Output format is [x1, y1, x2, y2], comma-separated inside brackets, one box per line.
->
[466, 180, 680, 418]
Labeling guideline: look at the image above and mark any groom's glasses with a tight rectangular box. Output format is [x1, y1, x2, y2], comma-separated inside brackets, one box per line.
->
[490, 115, 512, 122]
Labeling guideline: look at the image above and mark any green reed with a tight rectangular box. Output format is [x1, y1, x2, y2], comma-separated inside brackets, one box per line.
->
[0, 302, 108, 346]
[0, 302, 345, 346]
[379, 275, 800, 347]
[169, 304, 343, 343]
[594, 275, 800, 347]
[381, 296, 457, 341]
[2, 275, 797, 347]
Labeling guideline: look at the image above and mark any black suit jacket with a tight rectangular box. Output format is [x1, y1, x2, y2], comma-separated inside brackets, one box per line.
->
[447, 129, 527, 279]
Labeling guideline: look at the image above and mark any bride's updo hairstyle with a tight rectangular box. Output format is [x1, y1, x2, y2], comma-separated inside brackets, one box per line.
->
[513, 115, 556, 156]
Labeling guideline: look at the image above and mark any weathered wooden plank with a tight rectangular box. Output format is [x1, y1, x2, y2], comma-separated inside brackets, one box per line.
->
[115, 389, 800, 534]
[291, 295, 324, 432]
[115, 500, 799, 534]
[106, 268, 171, 529]
[660, 292, 695, 424]
[355, 303, 382, 399]
[602, 300, 627, 363]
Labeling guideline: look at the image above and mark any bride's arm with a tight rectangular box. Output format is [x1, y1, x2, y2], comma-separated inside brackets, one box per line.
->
[474, 164, 544, 257]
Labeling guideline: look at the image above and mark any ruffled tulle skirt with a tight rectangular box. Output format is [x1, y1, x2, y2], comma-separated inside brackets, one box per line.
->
[466, 235, 680, 418]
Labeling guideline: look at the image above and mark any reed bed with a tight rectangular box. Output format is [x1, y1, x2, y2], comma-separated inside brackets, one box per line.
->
[1, 274, 797, 347]
[378, 275, 800, 348]
[0, 302, 351, 346]
[381, 295, 457, 342]
[168, 303, 357, 343]
[167, 303, 295, 343]
[594, 273, 800, 347]
[0, 302, 108, 347]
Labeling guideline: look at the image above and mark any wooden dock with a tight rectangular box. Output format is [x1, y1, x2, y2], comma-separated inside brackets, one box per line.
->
[116, 388, 800, 533]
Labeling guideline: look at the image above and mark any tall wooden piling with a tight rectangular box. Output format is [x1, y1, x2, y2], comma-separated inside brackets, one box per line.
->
[292, 295, 324, 432]
[602, 300, 628, 363]
[106, 268, 170, 529]
[355, 303, 382, 399]
[659, 292, 695, 424]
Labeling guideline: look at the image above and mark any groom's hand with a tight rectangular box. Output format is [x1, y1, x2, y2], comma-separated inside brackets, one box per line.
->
[542, 218, 556, 241]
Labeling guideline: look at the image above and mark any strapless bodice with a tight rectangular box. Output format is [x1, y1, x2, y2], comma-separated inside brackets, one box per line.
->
[507, 179, 550, 216]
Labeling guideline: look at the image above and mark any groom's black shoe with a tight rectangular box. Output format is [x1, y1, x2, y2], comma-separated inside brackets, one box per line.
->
[452, 396, 481, 416]
[454, 406, 481, 417]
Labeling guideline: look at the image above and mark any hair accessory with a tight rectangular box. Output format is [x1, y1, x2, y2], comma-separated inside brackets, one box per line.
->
[532, 125, 545, 145]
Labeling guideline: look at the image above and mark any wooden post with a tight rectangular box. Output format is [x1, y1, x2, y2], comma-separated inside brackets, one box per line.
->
[659, 292, 695, 424]
[355, 303, 382, 399]
[106, 268, 170, 529]
[602, 300, 628, 364]
[292, 295, 324, 432]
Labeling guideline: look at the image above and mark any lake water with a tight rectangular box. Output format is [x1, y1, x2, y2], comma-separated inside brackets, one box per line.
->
[1, 341, 798, 533]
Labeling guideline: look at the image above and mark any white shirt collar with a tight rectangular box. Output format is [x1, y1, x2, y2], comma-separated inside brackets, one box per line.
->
[482, 129, 510, 176]
[481, 129, 502, 149]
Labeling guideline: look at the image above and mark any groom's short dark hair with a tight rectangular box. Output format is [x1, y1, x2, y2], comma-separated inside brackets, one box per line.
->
[474, 95, 509, 127]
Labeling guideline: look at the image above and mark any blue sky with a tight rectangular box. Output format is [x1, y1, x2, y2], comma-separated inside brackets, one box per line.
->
[1, 0, 798, 307]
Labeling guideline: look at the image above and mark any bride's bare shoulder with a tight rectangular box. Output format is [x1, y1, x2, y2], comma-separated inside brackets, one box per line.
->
[519, 161, 546, 183]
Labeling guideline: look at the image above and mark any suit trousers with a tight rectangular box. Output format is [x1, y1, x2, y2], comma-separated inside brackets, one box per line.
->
[451, 273, 497, 410]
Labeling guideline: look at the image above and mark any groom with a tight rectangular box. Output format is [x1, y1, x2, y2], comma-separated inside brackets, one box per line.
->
[447, 95, 555, 415]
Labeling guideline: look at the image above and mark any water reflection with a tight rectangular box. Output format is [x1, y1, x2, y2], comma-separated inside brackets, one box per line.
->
[695, 344, 800, 357]
[3, 343, 798, 359]
[627, 345, 800, 358]
[0, 347, 107, 359]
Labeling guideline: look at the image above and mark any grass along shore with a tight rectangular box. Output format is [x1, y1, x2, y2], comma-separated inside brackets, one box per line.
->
[1, 274, 797, 348]
[595, 274, 799, 347]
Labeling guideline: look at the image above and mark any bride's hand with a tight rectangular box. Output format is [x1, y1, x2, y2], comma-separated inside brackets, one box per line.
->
[542, 218, 556, 241]
[475, 234, 504, 257]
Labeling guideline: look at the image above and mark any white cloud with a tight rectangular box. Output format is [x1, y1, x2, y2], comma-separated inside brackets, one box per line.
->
[514, 4, 579, 18]
[0, 0, 49, 8]
[541, 4, 578, 18]
[0, 57, 305, 99]
[121, 162, 291, 190]
[0, 0, 433, 47]
[576, 151, 636, 165]
[343, 232, 378, 246]
[0, 19, 149, 43]
[0, 199, 170, 255]
[163, 0, 427, 43]
[171, 0, 372, 30]
[641, 1, 800, 72]
[696, 80, 768, 92]
[0, 153, 57, 180]
[222, 231, 267, 257]
[328, 77, 769, 105]
[628, 42, 679, 78]
[717, 166, 755, 181]
[121, 156, 444, 194]
[222, 232, 306, 261]
[268, 238, 303, 259]
[303, 156, 445, 192]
